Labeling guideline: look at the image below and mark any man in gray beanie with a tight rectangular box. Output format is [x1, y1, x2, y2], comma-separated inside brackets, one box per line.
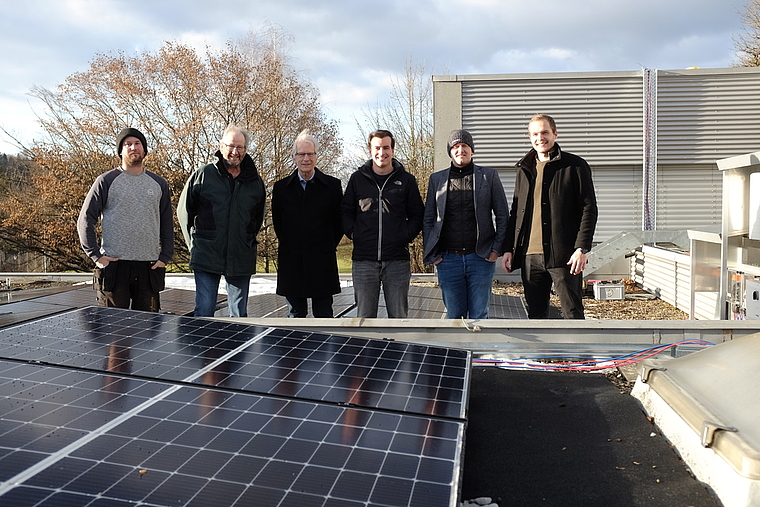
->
[422, 129, 508, 319]
[78, 128, 174, 312]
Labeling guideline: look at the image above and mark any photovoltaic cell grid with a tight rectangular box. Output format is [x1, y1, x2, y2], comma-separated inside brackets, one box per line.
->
[488, 294, 528, 320]
[340, 286, 447, 319]
[0, 287, 210, 329]
[214, 291, 356, 319]
[0, 307, 469, 419]
[0, 307, 470, 506]
[0, 360, 465, 507]
[337, 286, 527, 320]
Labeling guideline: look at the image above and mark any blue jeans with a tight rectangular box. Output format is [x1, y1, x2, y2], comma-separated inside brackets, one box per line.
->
[352, 260, 410, 318]
[435, 252, 496, 319]
[194, 270, 251, 317]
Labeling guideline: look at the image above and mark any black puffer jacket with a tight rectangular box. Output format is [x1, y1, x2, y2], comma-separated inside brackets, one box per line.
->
[340, 159, 424, 261]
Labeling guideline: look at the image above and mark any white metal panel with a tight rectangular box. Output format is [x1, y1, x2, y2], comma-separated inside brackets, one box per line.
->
[656, 165, 722, 231]
[658, 68, 760, 163]
[459, 72, 644, 167]
[631, 247, 691, 314]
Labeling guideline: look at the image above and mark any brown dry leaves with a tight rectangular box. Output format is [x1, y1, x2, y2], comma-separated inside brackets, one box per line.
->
[491, 279, 688, 320]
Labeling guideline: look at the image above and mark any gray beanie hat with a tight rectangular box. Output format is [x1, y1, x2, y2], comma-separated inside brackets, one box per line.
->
[447, 129, 474, 156]
[116, 128, 148, 157]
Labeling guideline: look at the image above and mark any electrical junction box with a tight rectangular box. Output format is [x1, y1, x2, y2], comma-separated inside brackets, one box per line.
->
[746, 279, 760, 319]
[593, 282, 625, 300]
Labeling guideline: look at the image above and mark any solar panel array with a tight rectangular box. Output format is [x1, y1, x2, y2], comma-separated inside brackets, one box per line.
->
[0, 307, 470, 506]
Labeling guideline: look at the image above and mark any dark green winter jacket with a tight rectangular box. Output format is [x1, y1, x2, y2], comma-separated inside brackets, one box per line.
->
[178, 151, 266, 277]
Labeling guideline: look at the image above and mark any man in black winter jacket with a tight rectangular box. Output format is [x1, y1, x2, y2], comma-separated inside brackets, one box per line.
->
[340, 130, 424, 318]
[502, 114, 598, 319]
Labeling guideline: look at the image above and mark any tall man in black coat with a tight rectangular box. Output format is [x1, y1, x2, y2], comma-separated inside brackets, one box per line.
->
[272, 130, 344, 317]
[502, 114, 598, 319]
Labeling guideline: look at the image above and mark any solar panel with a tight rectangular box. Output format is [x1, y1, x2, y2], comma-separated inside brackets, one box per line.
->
[0, 360, 464, 507]
[0, 307, 471, 506]
[30, 286, 101, 308]
[488, 294, 528, 319]
[215, 289, 357, 318]
[0, 307, 469, 419]
[338, 286, 528, 320]
[339, 286, 447, 319]
[0, 300, 73, 328]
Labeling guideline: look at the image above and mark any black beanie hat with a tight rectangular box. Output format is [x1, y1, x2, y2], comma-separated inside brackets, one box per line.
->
[447, 129, 474, 156]
[116, 128, 148, 157]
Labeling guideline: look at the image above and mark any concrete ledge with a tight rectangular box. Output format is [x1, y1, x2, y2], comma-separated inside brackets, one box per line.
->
[222, 316, 760, 348]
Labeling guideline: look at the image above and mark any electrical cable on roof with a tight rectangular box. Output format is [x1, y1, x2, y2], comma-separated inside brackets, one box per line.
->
[471, 340, 714, 371]
[461, 317, 481, 332]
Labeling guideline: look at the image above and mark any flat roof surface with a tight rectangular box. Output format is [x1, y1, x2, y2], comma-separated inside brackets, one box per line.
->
[0, 284, 724, 505]
[463, 368, 720, 506]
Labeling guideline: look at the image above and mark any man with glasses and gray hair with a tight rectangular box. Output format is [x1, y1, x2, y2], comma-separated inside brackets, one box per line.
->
[178, 125, 266, 317]
[272, 129, 344, 317]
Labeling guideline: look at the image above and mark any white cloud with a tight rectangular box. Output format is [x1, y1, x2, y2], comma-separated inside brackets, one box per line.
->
[0, 0, 743, 155]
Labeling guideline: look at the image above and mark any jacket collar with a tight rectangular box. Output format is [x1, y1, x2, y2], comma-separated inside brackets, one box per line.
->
[358, 158, 406, 178]
[214, 151, 260, 183]
[283, 167, 327, 186]
[517, 143, 563, 170]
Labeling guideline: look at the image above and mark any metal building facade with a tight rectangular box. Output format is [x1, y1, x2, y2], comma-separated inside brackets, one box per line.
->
[433, 67, 760, 243]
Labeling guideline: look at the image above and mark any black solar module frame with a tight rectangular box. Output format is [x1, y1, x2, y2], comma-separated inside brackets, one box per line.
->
[0, 307, 470, 507]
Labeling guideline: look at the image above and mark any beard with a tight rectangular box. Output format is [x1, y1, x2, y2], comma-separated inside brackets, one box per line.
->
[124, 152, 145, 166]
[223, 155, 242, 169]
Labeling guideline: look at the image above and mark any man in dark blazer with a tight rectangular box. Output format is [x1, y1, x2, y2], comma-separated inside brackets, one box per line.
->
[272, 130, 344, 317]
[423, 129, 508, 319]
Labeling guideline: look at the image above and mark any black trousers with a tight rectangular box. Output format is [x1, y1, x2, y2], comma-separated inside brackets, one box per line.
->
[521, 254, 584, 319]
[285, 296, 334, 318]
[94, 260, 164, 312]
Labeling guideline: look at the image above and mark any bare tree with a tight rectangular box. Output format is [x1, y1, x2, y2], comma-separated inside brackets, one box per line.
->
[0, 27, 341, 272]
[735, 0, 760, 66]
[354, 57, 434, 272]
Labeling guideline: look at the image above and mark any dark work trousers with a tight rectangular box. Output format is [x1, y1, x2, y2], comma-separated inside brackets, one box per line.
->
[94, 260, 163, 312]
[522, 253, 584, 319]
[285, 296, 334, 318]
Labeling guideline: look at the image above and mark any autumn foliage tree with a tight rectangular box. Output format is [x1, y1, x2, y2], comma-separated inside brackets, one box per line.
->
[0, 27, 341, 272]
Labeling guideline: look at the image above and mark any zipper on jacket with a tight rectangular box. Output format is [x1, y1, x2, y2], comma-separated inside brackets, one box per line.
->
[376, 176, 390, 261]
[226, 176, 239, 272]
[473, 169, 480, 249]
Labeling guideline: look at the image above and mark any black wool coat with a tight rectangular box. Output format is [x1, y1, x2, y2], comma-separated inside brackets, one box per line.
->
[272, 168, 344, 298]
[503, 144, 598, 270]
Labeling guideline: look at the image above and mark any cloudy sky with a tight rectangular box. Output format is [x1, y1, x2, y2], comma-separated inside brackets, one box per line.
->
[0, 0, 746, 154]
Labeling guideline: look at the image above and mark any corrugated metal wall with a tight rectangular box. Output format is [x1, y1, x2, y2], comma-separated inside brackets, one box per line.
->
[439, 67, 760, 244]
[657, 69, 760, 163]
[655, 165, 722, 231]
[463, 72, 644, 243]
[460, 72, 644, 167]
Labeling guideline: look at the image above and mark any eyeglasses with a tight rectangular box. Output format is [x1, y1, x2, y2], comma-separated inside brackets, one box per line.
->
[222, 143, 246, 153]
[295, 152, 316, 158]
